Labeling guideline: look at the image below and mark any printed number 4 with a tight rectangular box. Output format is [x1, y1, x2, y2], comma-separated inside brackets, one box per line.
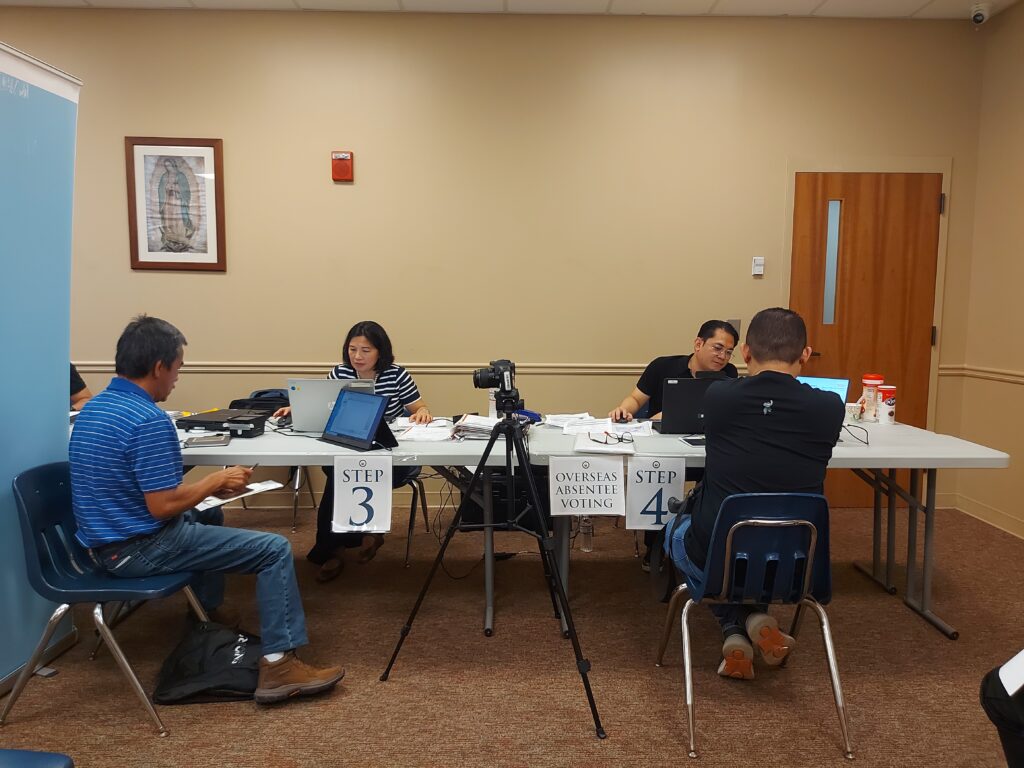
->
[641, 488, 668, 526]
[349, 486, 374, 526]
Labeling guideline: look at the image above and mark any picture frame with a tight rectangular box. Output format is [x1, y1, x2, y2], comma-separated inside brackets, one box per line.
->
[125, 137, 226, 271]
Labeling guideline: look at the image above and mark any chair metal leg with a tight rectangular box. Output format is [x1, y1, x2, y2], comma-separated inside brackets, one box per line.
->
[780, 602, 806, 669]
[291, 465, 303, 533]
[803, 598, 854, 760]
[415, 479, 429, 532]
[182, 586, 210, 623]
[303, 466, 318, 510]
[405, 482, 419, 568]
[655, 583, 689, 666]
[680, 599, 698, 759]
[90, 601, 125, 660]
[0, 603, 71, 726]
[92, 603, 169, 736]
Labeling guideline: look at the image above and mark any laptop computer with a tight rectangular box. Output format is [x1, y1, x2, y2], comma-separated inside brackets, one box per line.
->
[287, 378, 374, 433]
[797, 376, 850, 402]
[319, 388, 398, 451]
[653, 377, 718, 435]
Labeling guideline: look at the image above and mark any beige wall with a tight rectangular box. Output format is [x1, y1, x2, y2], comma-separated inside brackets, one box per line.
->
[948, 2, 1024, 537]
[1, 8, 1015, 524]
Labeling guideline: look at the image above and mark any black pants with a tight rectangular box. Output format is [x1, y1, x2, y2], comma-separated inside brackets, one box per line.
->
[307, 465, 420, 565]
[982, 667, 1024, 767]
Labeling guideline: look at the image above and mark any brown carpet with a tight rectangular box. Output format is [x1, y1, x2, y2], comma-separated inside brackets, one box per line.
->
[1, 502, 1018, 768]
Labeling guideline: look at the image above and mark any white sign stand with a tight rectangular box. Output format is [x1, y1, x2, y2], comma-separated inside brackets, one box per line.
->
[626, 457, 686, 530]
[333, 455, 393, 533]
[549, 456, 625, 517]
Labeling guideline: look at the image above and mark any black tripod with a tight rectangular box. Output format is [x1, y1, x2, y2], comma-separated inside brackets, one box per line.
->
[380, 410, 607, 739]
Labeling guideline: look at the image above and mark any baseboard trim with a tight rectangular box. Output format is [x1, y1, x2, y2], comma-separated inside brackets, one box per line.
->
[0, 625, 79, 697]
[935, 492, 1024, 540]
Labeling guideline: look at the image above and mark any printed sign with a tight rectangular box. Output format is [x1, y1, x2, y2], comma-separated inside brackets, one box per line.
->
[548, 456, 625, 517]
[626, 457, 686, 530]
[332, 455, 392, 533]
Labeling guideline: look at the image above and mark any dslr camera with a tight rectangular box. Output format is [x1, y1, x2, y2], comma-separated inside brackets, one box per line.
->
[472, 359, 523, 415]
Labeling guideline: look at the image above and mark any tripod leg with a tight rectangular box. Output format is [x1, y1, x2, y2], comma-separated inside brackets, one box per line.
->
[483, 471, 495, 636]
[509, 426, 606, 739]
[381, 433, 501, 682]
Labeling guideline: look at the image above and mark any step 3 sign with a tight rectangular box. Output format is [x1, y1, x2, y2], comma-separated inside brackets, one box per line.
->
[549, 456, 625, 517]
[333, 455, 392, 533]
[626, 457, 686, 530]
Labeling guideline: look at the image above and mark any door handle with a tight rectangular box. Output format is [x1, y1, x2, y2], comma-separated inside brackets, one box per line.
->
[810, 351, 822, 357]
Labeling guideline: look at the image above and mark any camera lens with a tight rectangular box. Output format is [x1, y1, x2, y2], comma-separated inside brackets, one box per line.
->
[473, 368, 498, 389]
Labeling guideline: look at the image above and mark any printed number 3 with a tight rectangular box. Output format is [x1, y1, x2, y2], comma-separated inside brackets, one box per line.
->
[349, 486, 374, 526]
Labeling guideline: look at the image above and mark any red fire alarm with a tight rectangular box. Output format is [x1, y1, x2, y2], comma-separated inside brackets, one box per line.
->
[331, 151, 354, 182]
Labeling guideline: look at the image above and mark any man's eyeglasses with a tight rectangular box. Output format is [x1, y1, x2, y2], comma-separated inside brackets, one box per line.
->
[705, 343, 735, 359]
[589, 431, 634, 445]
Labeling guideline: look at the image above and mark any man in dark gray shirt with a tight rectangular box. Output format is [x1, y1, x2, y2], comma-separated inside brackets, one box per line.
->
[666, 308, 844, 680]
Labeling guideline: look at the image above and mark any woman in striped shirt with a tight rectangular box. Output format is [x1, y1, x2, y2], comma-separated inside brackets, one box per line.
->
[307, 321, 431, 581]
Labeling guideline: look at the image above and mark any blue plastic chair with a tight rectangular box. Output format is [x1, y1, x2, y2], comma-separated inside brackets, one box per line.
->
[0, 749, 74, 767]
[1, 462, 208, 736]
[657, 493, 853, 760]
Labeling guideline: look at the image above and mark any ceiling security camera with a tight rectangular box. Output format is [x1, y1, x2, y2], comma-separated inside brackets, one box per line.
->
[971, 2, 992, 25]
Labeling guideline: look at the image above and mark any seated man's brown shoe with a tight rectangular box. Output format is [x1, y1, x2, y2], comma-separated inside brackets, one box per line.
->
[254, 652, 345, 704]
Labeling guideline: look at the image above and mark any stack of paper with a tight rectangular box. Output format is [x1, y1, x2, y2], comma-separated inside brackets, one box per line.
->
[545, 413, 592, 428]
[453, 414, 501, 440]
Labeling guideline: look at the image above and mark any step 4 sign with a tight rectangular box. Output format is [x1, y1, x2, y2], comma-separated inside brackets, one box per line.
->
[333, 455, 392, 533]
[626, 457, 686, 530]
[549, 455, 625, 517]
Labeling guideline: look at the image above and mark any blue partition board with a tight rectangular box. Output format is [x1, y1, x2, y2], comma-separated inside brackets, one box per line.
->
[0, 54, 79, 682]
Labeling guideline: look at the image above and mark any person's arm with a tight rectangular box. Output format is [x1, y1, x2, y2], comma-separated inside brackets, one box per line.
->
[272, 406, 291, 417]
[396, 367, 430, 423]
[144, 466, 252, 520]
[406, 398, 431, 424]
[71, 385, 94, 411]
[609, 388, 650, 422]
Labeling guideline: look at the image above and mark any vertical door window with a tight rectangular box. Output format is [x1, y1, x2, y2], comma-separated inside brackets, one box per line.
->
[823, 199, 842, 325]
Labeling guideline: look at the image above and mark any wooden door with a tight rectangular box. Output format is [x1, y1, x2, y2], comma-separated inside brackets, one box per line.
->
[789, 172, 942, 507]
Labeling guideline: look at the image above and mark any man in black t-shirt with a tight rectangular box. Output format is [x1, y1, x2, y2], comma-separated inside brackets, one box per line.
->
[70, 363, 93, 411]
[665, 308, 844, 680]
[609, 319, 740, 421]
[611, 320, 740, 570]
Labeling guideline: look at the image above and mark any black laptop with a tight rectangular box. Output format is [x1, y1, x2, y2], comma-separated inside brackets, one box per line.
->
[652, 377, 718, 435]
[319, 389, 398, 451]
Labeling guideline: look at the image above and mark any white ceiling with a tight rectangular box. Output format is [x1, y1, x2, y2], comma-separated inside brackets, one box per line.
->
[0, 0, 1017, 18]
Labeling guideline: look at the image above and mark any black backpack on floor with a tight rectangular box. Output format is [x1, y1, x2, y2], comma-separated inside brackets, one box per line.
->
[153, 622, 262, 704]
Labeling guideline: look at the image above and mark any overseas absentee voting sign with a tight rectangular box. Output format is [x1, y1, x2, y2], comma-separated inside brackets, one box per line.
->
[626, 457, 686, 530]
[549, 456, 625, 517]
[333, 455, 392, 533]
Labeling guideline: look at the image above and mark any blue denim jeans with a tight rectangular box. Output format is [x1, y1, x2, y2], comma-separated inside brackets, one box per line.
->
[664, 513, 765, 639]
[96, 507, 309, 654]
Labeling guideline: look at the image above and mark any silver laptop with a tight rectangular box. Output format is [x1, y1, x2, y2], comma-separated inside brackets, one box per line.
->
[287, 378, 375, 433]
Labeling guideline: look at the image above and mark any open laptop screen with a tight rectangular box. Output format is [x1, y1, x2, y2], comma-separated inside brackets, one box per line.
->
[797, 376, 850, 402]
[321, 389, 389, 450]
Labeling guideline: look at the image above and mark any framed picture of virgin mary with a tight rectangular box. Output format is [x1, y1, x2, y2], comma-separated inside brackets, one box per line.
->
[125, 137, 226, 271]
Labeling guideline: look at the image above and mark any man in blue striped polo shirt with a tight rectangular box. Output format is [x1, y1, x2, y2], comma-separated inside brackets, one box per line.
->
[70, 315, 344, 704]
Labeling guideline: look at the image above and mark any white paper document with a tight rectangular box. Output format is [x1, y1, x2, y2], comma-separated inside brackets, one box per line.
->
[562, 418, 653, 437]
[999, 648, 1024, 696]
[196, 480, 283, 511]
[545, 413, 592, 427]
[397, 425, 454, 442]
